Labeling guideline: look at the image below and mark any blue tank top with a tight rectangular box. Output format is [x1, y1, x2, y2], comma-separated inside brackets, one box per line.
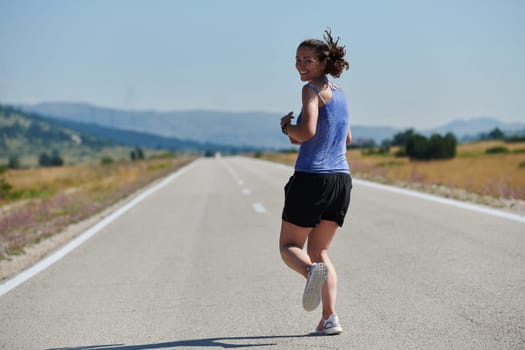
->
[294, 82, 350, 174]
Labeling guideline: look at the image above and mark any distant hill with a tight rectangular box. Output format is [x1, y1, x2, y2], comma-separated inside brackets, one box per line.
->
[20, 102, 288, 150]
[350, 125, 400, 145]
[17, 102, 525, 148]
[20, 102, 400, 148]
[0, 105, 257, 167]
[0, 104, 114, 162]
[49, 117, 259, 154]
[426, 117, 525, 140]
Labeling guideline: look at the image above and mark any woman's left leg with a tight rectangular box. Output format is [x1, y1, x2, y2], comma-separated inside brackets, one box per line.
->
[279, 220, 313, 278]
[307, 220, 340, 319]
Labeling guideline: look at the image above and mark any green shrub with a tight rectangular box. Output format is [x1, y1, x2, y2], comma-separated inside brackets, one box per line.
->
[505, 136, 525, 143]
[394, 149, 407, 157]
[0, 177, 12, 199]
[405, 133, 457, 160]
[361, 146, 390, 156]
[485, 146, 509, 154]
[280, 148, 299, 154]
[8, 156, 21, 169]
[101, 157, 114, 165]
[130, 147, 145, 160]
[39, 150, 64, 167]
[377, 161, 404, 167]
[9, 188, 52, 200]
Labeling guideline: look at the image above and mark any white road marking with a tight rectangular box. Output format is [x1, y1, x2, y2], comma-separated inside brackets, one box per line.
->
[242, 188, 251, 195]
[354, 178, 525, 223]
[0, 161, 197, 298]
[252, 203, 267, 214]
[265, 161, 524, 223]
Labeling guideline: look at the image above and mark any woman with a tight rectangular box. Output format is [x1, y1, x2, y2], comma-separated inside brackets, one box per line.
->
[279, 29, 352, 336]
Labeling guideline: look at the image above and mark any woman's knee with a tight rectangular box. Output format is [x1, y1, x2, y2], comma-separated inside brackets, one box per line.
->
[279, 241, 292, 259]
[279, 222, 309, 254]
[279, 242, 289, 259]
[280, 241, 301, 256]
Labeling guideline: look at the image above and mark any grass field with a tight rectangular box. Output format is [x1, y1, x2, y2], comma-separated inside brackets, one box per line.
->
[0, 156, 195, 261]
[260, 140, 525, 200]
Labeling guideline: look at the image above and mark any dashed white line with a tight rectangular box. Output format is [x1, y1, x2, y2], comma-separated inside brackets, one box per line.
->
[252, 203, 267, 214]
[223, 161, 265, 214]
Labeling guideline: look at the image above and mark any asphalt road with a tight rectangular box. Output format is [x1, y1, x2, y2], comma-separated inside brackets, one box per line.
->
[1, 156, 524, 350]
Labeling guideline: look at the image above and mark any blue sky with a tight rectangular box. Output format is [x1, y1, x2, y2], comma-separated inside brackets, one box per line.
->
[0, 0, 523, 129]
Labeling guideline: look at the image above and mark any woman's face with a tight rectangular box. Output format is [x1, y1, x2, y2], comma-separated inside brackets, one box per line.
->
[295, 46, 326, 82]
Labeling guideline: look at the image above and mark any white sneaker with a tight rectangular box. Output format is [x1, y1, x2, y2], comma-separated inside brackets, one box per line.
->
[316, 314, 343, 335]
[302, 263, 328, 311]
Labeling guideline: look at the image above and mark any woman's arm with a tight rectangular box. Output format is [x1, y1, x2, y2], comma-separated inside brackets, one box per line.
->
[284, 85, 319, 143]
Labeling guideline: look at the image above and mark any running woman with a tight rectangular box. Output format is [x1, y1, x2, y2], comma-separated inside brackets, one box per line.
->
[279, 29, 352, 336]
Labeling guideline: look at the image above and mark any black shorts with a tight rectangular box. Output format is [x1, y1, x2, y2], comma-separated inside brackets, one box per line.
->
[282, 172, 352, 228]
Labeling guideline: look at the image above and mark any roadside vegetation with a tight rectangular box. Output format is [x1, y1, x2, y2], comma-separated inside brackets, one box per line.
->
[259, 138, 525, 202]
[0, 155, 195, 261]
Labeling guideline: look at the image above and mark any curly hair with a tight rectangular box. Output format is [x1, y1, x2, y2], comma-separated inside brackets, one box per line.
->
[298, 29, 350, 78]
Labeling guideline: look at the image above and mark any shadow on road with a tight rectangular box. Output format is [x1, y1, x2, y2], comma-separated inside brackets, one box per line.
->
[46, 334, 313, 349]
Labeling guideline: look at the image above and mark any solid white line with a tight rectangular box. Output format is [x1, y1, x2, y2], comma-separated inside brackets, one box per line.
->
[252, 203, 267, 214]
[353, 178, 525, 223]
[257, 160, 524, 223]
[0, 161, 197, 298]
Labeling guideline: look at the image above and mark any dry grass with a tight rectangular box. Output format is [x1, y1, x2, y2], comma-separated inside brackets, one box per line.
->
[457, 140, 525, 155]
[349, 151, 525, 198]
[258, 140, 525, 200]
[0, 157, 195, 260]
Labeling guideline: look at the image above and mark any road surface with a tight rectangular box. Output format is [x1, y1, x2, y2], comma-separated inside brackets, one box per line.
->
[1, 156, 524, 349]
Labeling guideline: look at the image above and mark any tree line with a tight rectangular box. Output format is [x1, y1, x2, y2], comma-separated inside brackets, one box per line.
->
[390, 129, 457, 160]
[357, 129, 458, 160]
[357, 126, 524, 161]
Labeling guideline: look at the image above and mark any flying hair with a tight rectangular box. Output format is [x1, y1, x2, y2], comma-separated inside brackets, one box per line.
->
[298, 28, 350, 78]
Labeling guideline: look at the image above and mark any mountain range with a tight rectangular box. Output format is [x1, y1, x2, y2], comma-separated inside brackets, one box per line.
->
[0, 104, 116, 164]
[427, 117, 525, 140]
[0, 104, 254, 163]
[16, 102, 525, 149]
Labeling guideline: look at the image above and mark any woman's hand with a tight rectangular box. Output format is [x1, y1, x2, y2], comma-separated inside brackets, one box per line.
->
[280, 111, 294, 134]
[289, 136, 301, 144]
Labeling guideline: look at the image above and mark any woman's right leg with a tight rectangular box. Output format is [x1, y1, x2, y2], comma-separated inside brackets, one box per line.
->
[279, 220, 312, 278]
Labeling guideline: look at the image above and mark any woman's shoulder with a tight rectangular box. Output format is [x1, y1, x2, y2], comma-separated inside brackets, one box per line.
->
[329, 81, 342, 91]
[302, 80, 341, 92]
[301, 83, 321, 101]
[302, 82, 321, 93]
